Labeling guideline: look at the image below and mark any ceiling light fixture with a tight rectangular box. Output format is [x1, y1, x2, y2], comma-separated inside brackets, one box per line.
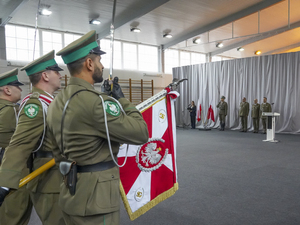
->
[89, 19, 101, 25]
[193, 37, 201, 44]
[40, 8, 52, 16]
[163, 33, 172, 38]
[216, 43, 223, 48]
[255, 50, 262, 55]
[237, 47, 244, 52]
[130, 27, 141, 33]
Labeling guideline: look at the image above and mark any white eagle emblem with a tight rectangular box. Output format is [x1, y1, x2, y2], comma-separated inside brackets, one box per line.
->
[141, 142, 162, 167]
[108, 103, 118, 114]
[28, 106, 35, 116]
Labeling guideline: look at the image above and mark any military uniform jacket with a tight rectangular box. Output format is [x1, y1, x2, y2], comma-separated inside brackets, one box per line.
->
[260, 102, 272, 118]
[0, 99, 18, 148]
[251, 103, 260, 118]
[0, 87, 61, 193]
[216, 101, 228, 116]
[46, 77, 149, 216]
[239, 102, 249, 117]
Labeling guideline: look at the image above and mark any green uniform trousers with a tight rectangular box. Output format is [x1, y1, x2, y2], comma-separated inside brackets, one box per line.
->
[219, 114, 226, 124]
[62, 210, 120, 225]
[0, 185, 32, 225]
[240, 116, 247, 131]
[30, 191, 65, 225]
[261, 118, 267, 132]
[252, 118, 259, 132]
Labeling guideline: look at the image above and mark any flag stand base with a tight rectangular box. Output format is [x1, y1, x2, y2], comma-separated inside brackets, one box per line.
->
[198, 127, 211, 131]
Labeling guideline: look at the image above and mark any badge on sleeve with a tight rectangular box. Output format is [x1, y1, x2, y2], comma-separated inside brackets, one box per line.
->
[104, 100, 120, 116]
[24, 104, 39, 118]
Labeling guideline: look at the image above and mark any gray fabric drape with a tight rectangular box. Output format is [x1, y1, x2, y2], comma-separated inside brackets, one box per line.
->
[173, 52, 300, 133]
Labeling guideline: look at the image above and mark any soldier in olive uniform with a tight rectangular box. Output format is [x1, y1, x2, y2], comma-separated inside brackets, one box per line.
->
[239, 97, 249, 132]
[0, 69, 33, 224]
[216, 96, 228, 131]
[0, 51, 65, 225]
[260, 97, 272, 134]
[46, 30, 149, 225]
[251, 99, 260, 133]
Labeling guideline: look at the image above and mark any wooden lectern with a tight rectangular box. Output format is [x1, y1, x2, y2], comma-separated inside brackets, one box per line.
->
[262, 112, 280, 143]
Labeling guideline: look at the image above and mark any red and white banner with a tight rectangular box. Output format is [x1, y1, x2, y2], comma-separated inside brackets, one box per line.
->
[197, 99, 202, 122]
[118, 90, 179, 220]
[207, 104, 215, 122]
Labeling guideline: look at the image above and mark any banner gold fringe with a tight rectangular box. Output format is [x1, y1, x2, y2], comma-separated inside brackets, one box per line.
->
[120, 182, 179, 221]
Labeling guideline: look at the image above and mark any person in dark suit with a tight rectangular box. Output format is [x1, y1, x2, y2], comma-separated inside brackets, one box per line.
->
[189, 101, 196, 129]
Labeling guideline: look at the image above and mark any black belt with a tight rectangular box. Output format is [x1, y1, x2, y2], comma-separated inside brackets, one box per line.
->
[77, 160, 115, 173]
[33, 151, 53, 158]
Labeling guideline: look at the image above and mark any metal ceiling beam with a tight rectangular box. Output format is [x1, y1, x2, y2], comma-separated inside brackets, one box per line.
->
[162, 0, 283, 50]
[210, 20, 300, 56]
[97, 0, 170, 40]
[0, 0, 28, 26]
[262, 41, 300, 55]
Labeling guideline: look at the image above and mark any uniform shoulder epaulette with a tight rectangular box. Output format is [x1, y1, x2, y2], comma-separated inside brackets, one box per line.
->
[30, 92, 40, 99]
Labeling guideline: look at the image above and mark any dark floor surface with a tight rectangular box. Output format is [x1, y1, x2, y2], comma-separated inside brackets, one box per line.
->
[29, 128, 300, 225]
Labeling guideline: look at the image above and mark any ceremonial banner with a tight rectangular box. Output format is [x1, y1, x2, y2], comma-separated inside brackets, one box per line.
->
[207, 105, 215, 122]
[118, 89, 179, 220]
[197, 100, 202, 122]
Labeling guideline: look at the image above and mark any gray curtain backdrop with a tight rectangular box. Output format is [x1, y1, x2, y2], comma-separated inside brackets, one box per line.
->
[173, 51, 300, 134]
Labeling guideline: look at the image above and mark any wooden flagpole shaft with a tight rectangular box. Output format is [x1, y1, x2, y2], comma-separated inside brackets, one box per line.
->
[19, 158, 55, 188]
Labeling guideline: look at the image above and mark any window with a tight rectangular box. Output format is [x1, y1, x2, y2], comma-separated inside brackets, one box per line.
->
[212, 56, 222, 62]
[138, 45, 158, 72]
[191, 53, 205, 65]
[64, 33, 82, 46]
[5, 25, 40, 61]
[123, 43, 137, 70]
[164, 49, 179, 74]
[180, 51, 191, 66]
[100, 39, 122, 69]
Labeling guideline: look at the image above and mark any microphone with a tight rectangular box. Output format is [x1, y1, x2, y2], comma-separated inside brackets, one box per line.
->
[271, 103, 274, 105]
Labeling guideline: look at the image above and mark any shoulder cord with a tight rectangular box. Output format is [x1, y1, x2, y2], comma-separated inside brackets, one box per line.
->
[18, 98, 47, 153]
[61, 89, 129, 167]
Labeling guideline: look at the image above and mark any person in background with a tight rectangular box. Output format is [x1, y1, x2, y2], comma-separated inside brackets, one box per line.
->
[239, 97, 249, 132]
[251, 99, 260, 133]
[216, 96, 228, 131]
[189, 101, 196, 129]
[260, 97, 272, 134]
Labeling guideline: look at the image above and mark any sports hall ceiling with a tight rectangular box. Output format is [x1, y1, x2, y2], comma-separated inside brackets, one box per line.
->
[0, 0, 299, 59]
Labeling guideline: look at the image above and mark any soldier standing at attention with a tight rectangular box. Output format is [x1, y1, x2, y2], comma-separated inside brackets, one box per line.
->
[216, 96, 228, 131]
[260, 97, 272, 134]
[251, 99, 260, 133]
[0, 69, 33, 225]
[239, 97, 249, 132]
[0, 51, 66, 225]
[46, 30, 149, 224]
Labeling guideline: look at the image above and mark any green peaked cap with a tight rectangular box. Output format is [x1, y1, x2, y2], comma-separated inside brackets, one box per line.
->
[0, 68, 23, 87]
[56, 30, 105, 64]
[20, 50, 62, 76]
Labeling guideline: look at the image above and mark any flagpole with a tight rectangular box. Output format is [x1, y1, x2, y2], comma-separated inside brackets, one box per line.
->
[109, 0, 117, 90]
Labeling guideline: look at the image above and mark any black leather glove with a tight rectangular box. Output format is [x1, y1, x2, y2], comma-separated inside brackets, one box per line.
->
[101, 79, 111, 95]
[0, 188, 9, 206]
[112, 77, 124, 100]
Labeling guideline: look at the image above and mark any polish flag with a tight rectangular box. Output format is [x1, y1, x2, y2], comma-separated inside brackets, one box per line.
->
[197, 100, 202, 122]
[207, 105, 215, 122]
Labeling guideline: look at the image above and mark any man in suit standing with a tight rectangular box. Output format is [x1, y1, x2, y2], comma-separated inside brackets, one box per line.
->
[216, 96, 228, 131]
[239, 97, 249, 132]
[260, 97, 272, 134]
[251, 99, 260, 133]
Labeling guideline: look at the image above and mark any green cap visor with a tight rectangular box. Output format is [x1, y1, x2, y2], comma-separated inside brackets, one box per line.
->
[0, 75, 19, 87]
[25, 58, 58, 76]
[61, 41, 99, 64]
